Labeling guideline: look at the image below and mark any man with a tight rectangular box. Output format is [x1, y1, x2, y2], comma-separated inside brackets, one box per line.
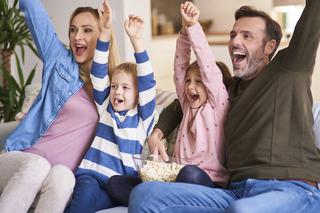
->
[128, 1, 320, 212]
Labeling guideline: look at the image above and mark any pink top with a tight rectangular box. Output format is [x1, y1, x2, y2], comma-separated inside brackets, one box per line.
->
[173, 23, 229, 183]
[24, 88, 98, 172]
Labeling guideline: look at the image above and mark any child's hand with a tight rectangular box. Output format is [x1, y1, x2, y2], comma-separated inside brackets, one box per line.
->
[180, 1, 200, 27]
[98, 0, 112, 41]
[124, 15, 144, 52]
[124, 15, 144, 41]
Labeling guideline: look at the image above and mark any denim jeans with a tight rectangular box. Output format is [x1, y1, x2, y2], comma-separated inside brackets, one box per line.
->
[65, 174, 116, 213]
[128, 179, 320, 213]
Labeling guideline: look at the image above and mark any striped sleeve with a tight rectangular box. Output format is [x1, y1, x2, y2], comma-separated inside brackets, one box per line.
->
[91, 40, 110, 115]
[135, 51, 156, 136]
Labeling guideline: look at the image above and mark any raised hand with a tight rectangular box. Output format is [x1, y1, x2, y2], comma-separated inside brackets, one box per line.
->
[98, 0, 112, 41]
[180, 1, 200, 28]
[124, 15, 144, 53]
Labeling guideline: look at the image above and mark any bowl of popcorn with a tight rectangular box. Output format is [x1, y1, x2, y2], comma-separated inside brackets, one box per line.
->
[133, 154, 185, 182]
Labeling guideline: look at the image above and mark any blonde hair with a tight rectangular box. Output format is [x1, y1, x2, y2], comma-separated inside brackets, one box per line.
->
[69, 7, 120, 97]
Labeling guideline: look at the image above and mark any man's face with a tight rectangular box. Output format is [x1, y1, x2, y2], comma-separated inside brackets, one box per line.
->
[228, 17, 270, 80]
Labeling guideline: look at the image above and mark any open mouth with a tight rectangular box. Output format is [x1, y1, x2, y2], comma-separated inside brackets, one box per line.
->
[189, 93, 199, 102]
[114, 98, 124, 104]
[233, 51, 247, 65]
[74, 43, 87, 56]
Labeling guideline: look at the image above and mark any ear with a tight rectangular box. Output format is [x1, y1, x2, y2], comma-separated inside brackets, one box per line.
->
[264, 39, 277, 56]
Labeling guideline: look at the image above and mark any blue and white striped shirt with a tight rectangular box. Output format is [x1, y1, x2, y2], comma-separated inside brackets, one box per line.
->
[76, 40, 156, 182]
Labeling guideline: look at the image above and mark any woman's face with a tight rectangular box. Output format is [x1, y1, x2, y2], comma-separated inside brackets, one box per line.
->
[69, 12, 100, 70]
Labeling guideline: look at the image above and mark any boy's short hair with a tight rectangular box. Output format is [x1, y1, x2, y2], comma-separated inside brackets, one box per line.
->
[111, 62, 137, 79]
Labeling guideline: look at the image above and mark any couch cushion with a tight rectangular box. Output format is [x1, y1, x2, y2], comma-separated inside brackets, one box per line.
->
[313, 101, 320, 148]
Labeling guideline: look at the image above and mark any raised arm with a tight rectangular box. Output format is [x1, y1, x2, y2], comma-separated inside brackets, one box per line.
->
[282, 0, 320, 71]
[182, 1, 229, 108]
[125, 15, 156, 137]
[19, 0, 65, 63]
[90, 0, 112, 115]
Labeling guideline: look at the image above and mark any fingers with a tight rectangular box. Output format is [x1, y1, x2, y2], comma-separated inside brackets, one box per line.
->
[157, 141, 169, 162]
[128, 14, 144, 25]
[181, 1, 199, 17]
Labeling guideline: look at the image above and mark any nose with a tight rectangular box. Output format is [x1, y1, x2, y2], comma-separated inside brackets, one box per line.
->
[75, 30, 83, 40]
[115, 86, 122, 95]
[187, 82, 195, 92]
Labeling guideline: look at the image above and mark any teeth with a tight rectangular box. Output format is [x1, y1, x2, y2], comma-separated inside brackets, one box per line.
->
[233, 51, 245, 56]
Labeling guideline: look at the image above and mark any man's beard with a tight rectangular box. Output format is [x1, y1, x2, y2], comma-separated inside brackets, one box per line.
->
[233, 49, 266, 80]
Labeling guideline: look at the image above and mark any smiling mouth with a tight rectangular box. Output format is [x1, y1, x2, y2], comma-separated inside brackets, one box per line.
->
[232, 51, 247, 65]
[189, 94, 199, 102]
[114, 98, 124, 104]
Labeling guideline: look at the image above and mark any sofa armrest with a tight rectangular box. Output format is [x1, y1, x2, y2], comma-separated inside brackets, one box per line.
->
[0, 121, 19, 150]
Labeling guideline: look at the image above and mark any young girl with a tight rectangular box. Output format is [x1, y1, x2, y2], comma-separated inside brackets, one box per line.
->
[173, 1, 229, 187]
[65, 2, 156, 212]
[0, 0, 118, 212]
[106, 1, 231, 206]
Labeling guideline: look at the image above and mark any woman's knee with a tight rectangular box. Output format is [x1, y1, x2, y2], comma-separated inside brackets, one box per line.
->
[44, 165, 75, 191]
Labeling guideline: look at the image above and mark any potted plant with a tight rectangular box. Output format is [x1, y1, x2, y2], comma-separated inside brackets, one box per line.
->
[0, 0, 38, 122]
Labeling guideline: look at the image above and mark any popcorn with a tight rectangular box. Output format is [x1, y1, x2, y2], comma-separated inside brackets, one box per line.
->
[139, 160, 184, 182]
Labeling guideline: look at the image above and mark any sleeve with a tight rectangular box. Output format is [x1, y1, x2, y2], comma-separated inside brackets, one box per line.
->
[135, 51, 157, 137]
[174, 32, 191, 108]
[19, 0, 65, 64]
[281, 0, 320, 71]
[90, 40, 110, 115]
[154, 99, 183, 137]
[186, 23, 229, 109]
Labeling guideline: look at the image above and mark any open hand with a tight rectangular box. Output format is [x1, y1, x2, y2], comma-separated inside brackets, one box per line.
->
[180, 1, 200, 27]
[99, 0, 112, 31]
[147, 128, 169, 161]
[124, 15, 144, 41]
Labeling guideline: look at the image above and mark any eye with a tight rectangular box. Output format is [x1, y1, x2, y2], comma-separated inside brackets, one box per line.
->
[84, 27, 93, 33]
[69, 27, 77, 34]
[243, 32, 252, 40]
[111, 84, 116, 89]
[123, 86, 130, 90]
[229, 32, 236, 39]
[196, 80, 202, 84]
[185, 79, 191, 84]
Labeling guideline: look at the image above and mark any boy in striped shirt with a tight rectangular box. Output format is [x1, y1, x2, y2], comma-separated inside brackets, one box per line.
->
[65, 1, 156, 212]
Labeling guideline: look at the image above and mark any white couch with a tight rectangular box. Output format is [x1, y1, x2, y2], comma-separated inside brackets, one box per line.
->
[1, 101, 320, 213]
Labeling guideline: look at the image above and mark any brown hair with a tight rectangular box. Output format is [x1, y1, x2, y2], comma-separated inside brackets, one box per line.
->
[69, 7, 120, 96]
[235, 6, 283, 60]
[111, 62, 137, 80]
[187, 60, 233, 90]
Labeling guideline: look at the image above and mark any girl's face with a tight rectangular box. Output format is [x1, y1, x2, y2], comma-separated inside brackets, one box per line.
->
[184, 68, 208, 109]
[110, 70, 138, 112]
[69, 12, 100, 70]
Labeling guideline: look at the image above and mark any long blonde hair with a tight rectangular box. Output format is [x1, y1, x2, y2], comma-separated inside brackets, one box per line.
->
[69, 7, 120, 97]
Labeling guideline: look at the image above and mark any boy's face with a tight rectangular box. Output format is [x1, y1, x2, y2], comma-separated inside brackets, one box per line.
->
[184, 68, 207, 109]
[110, 70, 138, 112]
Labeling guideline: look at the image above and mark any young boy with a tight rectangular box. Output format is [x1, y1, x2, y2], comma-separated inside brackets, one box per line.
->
[65, 1, 156, 212]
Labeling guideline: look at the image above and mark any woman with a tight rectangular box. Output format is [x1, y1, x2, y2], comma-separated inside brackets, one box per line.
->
[0, 0, 119, 212]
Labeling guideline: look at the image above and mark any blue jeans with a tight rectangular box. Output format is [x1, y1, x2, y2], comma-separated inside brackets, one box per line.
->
[128, 179, 320, 213]
[65, 174, 116, 213]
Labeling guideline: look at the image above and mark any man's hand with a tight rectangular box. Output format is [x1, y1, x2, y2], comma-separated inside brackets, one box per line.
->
[147, 128, 169, 161]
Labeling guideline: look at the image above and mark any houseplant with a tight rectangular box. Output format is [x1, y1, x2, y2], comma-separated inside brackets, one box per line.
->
[0, 0, 38, 122]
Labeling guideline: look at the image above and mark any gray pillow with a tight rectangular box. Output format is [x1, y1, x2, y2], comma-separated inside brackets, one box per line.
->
[313, 101, 320, 149]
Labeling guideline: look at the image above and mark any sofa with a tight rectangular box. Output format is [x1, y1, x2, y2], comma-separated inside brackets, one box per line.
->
[1, 101, 320, 213]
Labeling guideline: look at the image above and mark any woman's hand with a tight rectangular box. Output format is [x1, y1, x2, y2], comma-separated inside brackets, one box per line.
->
[99, 0, 112, 41]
